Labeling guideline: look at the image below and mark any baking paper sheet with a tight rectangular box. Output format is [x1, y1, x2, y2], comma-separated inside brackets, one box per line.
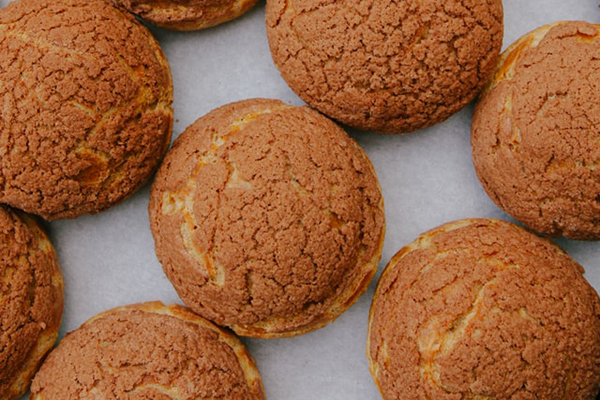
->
[1, 0, 598, 398]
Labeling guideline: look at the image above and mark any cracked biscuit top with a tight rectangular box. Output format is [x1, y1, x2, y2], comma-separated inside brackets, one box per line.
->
[472, 21, 600, 240]
[30, 302, 266, 400]
[368, 219, 600, 400]
[0, 206, 63, 400]
[0, 0, 173, 220]
[114, 0, 261, 31]
[266, 0, 503, 134]
[149, 98, 385, 338]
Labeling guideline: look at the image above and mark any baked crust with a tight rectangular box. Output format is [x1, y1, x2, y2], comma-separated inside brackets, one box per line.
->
[266, 0, 503, 133]
[114, 0, 261, 30]
[472, 21, 600, 240]
[30, 302, 266, 400]
[0, 206, 63, 400]
[368, 219, 600, 400]
[0, 0, 173, 220]
[149, 98, 385, 338]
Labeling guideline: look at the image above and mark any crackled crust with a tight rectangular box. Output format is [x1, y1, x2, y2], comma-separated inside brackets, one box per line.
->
[149, 98, 385, 338]
[368, 219, 600, 400]
[0, 206, 63, 400]
[266, 0, 503, 133]
[472, 21, 600, 240]
[114, 0, 261, 30]
[30, 302, 266, 400]
[0, 0, 173, 220]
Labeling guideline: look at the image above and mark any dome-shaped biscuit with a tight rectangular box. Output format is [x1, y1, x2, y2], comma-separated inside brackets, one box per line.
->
[30, 302, 266, 400]
[472, 21, 600, 240]
[0, 206, 63, 400]
[114, 0, 261, 31]
[266, 0, 503, 134]
[0, 0, 173, 220]
[368, 219, 600, 400]
[149, 98, 385, 338]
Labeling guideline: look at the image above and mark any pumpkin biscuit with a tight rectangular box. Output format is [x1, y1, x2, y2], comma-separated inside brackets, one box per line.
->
[114, 0, 261, 31]
[266, 0, 503, 133]
[30, 302, 266, 400]
[0, 0, 173, 220]
[472, 21, 600, 240]
[368, 219, 600, 400]
[149, 98, 385, 338]
[0, 205, 63, 400]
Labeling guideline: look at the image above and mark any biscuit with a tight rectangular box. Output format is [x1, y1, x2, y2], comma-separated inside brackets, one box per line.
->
[472, 21, 600, 240]
[149, 98, 385, 338]
[30, 302, 266, 400]
[0, 206, 63, 400]
[0, 0, 173, 220]
[368, 219, 600, 400]
[114, 0, 261, 31]
[266, 0, 503, 134]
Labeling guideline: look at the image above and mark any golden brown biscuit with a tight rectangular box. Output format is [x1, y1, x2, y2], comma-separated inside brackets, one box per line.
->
[368, 219, 600, 400]
[472, 21, 600, 240]
[149, 98, 385, 338]
[0, 0, 173, 220]
[266, 0, 503, 134]
[0, 206, 63, 400]
[114, 0, 261, 31]
[30, 302, 266, 400]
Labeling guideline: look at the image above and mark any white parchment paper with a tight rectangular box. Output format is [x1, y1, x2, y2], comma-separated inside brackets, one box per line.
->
[2, 0, 598, 398]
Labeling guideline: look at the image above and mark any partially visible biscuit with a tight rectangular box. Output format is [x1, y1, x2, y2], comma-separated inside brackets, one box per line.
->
[114, 0, 261, 30]
[0, 0, 173, 220]
[472, 21, 600, 240]
[0, 206, 64, 400]
[266, 0, 503, 133]
[149, 98, 385, 338]
[368, 219, 600, 400]
[30, 302, 266, 400]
